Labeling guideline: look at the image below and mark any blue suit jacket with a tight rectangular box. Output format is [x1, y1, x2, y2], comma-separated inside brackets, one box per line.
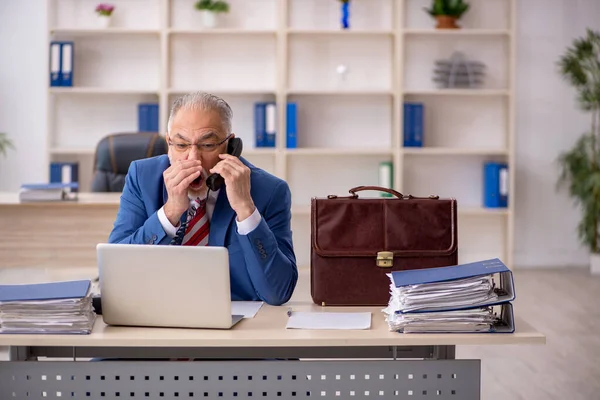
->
[108, 155, 298, 306]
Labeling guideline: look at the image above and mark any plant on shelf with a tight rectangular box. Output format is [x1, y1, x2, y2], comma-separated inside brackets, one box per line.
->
[556, 29, 600, 274]
[424, 0, 470, 29]
[194, 0, 230, 29]
[0, 133, 15, 158]
[95, 3, 115, 28]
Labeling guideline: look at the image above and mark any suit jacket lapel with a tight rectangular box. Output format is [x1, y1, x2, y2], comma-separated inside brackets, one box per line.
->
[209, 187, 235, 246]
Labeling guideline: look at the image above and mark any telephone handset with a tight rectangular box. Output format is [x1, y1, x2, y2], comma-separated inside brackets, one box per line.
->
[206, 137, 243, 191]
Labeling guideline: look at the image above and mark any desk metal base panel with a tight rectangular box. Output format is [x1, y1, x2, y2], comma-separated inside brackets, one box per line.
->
[0, 360, 480, 399]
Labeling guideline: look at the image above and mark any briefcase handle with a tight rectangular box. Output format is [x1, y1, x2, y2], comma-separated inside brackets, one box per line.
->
[327, 186, 439, 200]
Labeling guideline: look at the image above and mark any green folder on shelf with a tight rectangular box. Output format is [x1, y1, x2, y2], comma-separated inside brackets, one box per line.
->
[378, 161, 394, 197]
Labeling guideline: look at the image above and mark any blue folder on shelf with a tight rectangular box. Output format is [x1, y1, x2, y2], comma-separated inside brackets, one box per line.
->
[390, 258, 515, 313]
[0, 280, 90, 303]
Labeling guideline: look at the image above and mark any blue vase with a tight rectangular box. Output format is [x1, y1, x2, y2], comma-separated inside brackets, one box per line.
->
[341, 2, 350, 29]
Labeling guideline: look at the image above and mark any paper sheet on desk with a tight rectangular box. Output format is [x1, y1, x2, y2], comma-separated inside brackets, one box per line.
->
[286, 312, 372, 330]
[231, 301, 264, 318]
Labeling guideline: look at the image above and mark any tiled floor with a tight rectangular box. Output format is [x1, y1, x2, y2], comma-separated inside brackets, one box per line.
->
[1, 267, 599, 399]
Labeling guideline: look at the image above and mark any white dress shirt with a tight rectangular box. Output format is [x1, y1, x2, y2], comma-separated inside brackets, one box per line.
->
[157, 189, 262, 238]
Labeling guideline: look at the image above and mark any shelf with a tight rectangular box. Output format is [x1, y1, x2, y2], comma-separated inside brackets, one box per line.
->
[50, 88, 159, 95]
[288, 89, 393, 96]
[168, 29, 276, 36]
[403, 29, 510, 37]
[168, 89, 276, 96]
[285, 148, 393, 156]
[287, 29, 393, 36]
[402, 148, 508, 156]
[403, 89, 510, 96]
[459, 206, 510, 216]
[50, 147, 276, 157]
[50, 28, 160, 36]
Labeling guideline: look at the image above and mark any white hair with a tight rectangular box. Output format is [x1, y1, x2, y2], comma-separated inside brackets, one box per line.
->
[167, 92, 233, 135]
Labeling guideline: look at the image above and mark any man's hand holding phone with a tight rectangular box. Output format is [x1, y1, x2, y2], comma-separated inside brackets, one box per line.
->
[163, 160, 202, 226]
[209, 154, 255, 221]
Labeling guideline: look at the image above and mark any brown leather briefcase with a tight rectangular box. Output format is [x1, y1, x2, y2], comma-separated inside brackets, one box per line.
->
[310, 186, 458, 306]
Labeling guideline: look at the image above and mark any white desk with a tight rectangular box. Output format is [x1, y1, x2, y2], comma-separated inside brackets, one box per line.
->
[0, 266, 545, 399]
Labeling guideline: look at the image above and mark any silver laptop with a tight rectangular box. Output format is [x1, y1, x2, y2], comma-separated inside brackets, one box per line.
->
[96, 243, 244, 329]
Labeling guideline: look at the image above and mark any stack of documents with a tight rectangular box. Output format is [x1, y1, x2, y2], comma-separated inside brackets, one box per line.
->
[19, 182, 78, 202]
[0, 280, 96, 334]
[383, 258, 516, 334]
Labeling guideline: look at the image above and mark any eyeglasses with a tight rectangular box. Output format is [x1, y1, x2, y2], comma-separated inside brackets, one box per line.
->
[167, 133, 232, 153]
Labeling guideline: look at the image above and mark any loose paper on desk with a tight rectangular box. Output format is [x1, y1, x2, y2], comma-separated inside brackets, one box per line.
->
[231, 301, 264, 319]
[286, 312, 371, 330]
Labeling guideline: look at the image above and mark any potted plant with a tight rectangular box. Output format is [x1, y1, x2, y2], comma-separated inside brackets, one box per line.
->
[0, 133, 15, 158]
[95, 3, 115, 28]
[556, 29, 600, 274]
[424, 0, 470, 29]
[194, 0, 230, 29]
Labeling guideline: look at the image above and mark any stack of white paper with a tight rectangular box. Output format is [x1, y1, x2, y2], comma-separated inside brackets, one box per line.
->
[385, 275, 499, 314]
[385, 307, 498, 333]
[0, 280, 96, 334]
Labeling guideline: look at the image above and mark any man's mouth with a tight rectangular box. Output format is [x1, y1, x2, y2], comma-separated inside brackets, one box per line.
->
[190, 174, 204, 189]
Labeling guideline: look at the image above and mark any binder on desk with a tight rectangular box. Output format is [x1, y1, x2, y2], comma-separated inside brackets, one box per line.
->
[0, 280, 96, 335]
[0, 280, 90, 302]
[384, 259, 516, 334]
[389, 258, 515, 313]
[386, 303, 515, 334]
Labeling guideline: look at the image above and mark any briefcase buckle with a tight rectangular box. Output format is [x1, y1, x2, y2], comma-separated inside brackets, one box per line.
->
[376, 251, 394, 268]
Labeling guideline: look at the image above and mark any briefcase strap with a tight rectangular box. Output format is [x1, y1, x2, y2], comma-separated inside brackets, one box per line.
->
[327, 186, 440, 200]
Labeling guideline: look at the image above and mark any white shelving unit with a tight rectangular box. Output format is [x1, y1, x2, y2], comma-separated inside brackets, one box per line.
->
[47, 0, 516, 268]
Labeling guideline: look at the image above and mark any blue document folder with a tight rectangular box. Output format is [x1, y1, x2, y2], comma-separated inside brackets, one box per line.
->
[390, 258, 515, 312]
[0, 280, 90, 302]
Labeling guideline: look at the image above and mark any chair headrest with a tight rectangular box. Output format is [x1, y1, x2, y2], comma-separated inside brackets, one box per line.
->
[94, 132, 168, 175]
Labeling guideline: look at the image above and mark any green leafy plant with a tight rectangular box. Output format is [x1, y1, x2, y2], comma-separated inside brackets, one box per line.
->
[424, 0, 470, 18]
[194, 0, 229, 13]
[0, 132, 15, 158]
[557, 29, 600, 254]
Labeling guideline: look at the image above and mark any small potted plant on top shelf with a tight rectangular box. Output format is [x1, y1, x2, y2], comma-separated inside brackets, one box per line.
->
[95, 3, 115, 28]
[194, 0, 230, 29]
[424, 0, 470, 30]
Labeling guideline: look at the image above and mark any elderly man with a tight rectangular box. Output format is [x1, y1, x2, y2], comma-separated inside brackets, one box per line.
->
[108, 92, 297, 306]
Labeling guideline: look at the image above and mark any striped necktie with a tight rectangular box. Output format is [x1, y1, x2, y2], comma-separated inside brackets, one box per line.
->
[170, 198, 210, 246]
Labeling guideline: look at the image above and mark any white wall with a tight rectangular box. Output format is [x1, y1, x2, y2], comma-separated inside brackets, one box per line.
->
[0, 0, 48, 191]
[0, 0, 598, 268]
[514, 0, 600, 268]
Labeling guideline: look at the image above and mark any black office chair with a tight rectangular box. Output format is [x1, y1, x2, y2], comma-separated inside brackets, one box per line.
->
[91, 132, 168, 192]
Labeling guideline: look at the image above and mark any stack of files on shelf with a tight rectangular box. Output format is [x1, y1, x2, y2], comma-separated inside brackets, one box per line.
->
[254, 102, 298, 148]
[0, 280, 96, 334]
[19, 182, 79, 202]
[383, 258, 516, 334]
